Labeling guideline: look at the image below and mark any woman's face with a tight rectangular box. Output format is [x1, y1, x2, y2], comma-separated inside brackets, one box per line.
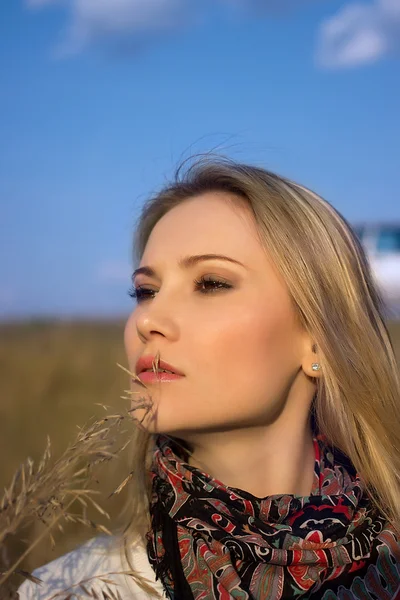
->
[124, 192, 313, 436]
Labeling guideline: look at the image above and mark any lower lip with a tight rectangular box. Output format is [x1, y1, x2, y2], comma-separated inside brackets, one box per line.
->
[137, 372, 184, 383]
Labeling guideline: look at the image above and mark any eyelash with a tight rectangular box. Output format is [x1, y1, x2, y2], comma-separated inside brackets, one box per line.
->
[127, 276, 232, 303]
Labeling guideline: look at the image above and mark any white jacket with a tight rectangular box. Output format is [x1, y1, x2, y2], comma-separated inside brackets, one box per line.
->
[17, 535, 168, 599]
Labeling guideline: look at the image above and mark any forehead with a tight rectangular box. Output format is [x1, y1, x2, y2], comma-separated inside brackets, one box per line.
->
[142, 192, 262, 262]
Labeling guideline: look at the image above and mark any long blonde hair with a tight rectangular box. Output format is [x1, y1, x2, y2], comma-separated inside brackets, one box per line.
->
[120, 157, 400, 596]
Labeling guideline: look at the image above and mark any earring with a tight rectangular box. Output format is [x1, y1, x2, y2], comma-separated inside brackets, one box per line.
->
[311, 363, 321, 371]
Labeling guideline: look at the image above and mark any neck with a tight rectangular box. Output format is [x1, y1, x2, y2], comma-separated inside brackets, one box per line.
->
[185, 379, 316, 498]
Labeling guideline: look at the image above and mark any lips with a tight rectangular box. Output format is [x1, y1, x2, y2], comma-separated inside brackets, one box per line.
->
[138, 370, 184, 383]
[135, 355, 185, 376]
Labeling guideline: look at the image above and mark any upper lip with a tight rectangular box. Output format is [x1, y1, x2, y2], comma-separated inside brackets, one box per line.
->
[135, 355, 184, 376]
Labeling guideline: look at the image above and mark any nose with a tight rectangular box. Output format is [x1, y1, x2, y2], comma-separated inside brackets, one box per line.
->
[135, 301, 179, 343]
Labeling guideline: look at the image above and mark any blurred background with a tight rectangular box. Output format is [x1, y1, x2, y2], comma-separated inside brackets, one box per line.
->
[1, 0, 399, 592]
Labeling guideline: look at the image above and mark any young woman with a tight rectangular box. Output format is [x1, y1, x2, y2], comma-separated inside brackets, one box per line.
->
[18, 158, 400, 599]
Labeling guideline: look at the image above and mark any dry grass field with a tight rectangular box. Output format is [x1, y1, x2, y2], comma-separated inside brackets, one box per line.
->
[0, 318, 399, 595]
[0, 320, 130, 596]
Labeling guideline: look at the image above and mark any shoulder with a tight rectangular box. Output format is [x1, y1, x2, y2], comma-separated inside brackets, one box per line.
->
[17, 535, 166, 599]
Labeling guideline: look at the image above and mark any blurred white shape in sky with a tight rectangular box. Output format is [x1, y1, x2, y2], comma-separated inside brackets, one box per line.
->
[26, 0, 400, 66]
[317, 0, 400, 68]
[26, 0, 188, 55]
[354, 224, 400, 317]
[73, 0, 184, 33]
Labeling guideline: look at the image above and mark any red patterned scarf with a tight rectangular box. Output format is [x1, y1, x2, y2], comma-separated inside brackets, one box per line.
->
[146, 433, 400, 599]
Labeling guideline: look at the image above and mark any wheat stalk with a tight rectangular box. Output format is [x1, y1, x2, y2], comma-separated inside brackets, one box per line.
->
[0, 355, 184, 598]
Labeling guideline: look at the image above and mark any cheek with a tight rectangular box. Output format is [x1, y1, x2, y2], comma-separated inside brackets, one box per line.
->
[195, 293, 300, 396]
[124, 312, 138, 368]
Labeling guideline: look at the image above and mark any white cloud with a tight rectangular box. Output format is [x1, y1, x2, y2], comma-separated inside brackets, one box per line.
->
[27, 0, 191, 55]
[27, 0, 400, 66]
[27, 0, 316, 56]
[316, 0, 400, 68]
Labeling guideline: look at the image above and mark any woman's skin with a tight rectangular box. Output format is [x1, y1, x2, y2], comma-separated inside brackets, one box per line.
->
[124, 192, 321, 498]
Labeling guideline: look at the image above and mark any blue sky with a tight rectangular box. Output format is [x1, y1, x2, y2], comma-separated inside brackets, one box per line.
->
[1, 0, 399, 319]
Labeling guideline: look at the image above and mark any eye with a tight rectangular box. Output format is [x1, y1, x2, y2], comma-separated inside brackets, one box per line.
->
[194, 276, 232, 294]
[127, 276, 232, 303]
[127, 286, 154, 302]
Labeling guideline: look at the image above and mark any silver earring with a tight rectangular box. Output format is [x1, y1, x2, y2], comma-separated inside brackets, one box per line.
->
[311, 363, 321, 371]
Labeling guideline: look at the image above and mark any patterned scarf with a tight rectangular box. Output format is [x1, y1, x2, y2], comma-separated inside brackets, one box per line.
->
[146, 432, 400, 599]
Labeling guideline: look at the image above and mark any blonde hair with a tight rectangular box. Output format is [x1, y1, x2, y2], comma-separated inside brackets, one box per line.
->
[120, 157, 400, 595]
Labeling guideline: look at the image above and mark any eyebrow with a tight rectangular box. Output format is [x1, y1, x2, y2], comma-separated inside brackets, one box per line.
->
[132, 253, 246, 282]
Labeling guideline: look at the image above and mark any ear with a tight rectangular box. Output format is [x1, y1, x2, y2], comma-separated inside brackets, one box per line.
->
[301, 341, 322, 378]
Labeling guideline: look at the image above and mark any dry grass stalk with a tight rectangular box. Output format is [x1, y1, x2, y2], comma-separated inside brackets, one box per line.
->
[0, 355, 188, 598]
[0, 358, 163, 597]
[0, 410, 131, 590]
